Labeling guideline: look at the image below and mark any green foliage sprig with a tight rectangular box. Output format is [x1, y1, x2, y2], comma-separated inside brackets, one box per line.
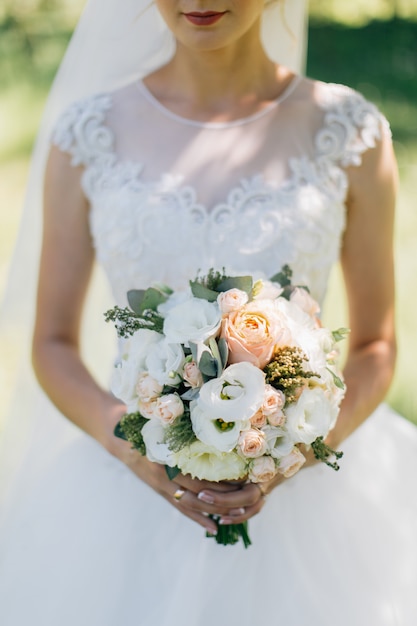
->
[104, 305, 164, 337]
[264, 346, 317, 404]
[164, 410, 197, 452]
[311, 437, 344, 471]
[115, 412, 148, 455]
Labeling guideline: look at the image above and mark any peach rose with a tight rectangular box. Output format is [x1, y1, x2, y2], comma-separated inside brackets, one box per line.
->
[290, 287, 320, 318]
[248, 456, 278, 483]
[277, 447, 306, 478]
[221, 301, 288, 369]
[238, 429, 268, 458]
[262, 385, 286, 426]
[153, 394, 184, 425]
[250, 409, 267, 428]
[182, 360, 203, 389]
[217, 288, 249, 315]
[138, 400, 158, 419]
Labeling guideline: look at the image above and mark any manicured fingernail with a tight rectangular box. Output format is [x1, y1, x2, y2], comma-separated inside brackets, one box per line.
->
[206, 526, 217, 535]
[219, 517, 233, 525]
[198, 491, 215, 504]
[230, 507, 245, 516]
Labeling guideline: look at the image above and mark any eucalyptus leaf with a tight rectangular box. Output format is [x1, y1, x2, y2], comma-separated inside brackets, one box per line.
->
[127, 289, 146, 314]
[332, 328, 350, 342]
[217, 338, 229, 369]
[199, 351, 217, 378]
[269, 265, 293, 287]
[165, 465, 181, 481]
[189, 281, 219, 302]
[181, 388, 200, 402]
[139, 287, 170, 313]
[217, 275, 253, 295]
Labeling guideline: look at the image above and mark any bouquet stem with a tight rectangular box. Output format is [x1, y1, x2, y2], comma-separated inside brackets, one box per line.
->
[206, 516, 252, 548]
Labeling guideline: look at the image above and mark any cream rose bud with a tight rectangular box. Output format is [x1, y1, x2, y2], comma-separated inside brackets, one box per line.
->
[277, 447, 306, 478]
[290, 287, 320, 318]
[217, 288, 249, 315]
[153, 394, 184, 425]
[262, 385, 286, 426]
[238, 429, 268, 458]
[250, 409, 267, 428]
[138, 400, 158, 419]
[135, 372, 163, 402]
[249, 456, 278, 483]
[182, 360, 203, 388]
[162, 297, 221, 346]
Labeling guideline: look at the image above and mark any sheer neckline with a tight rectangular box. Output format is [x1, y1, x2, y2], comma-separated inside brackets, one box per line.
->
[136, 74, 302, 129]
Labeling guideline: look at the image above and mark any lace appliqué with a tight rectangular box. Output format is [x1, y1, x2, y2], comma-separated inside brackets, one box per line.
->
[52, 94, 114, 167]
[316, 84, 389, 168]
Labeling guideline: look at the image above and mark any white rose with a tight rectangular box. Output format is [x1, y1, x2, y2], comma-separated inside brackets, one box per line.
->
[136, 372, 163, 402]
[285, 386, 334, 445]
[182, 360, 203, 388]
[138, 400, 158, 419]
[175, 441, 247, 481]
[248, 456, 278, 483]
[217, 289, 249, 315]
[141, 419, 178, 467]
[163, 297, 221, 346]
[277, 447, 306, 478]
[197, 362, 266, 422]
[237, 429, 268, 458]
[190, 401, 249, 453]
[145, 338, 185, 386]
[153, 394, 184, 425]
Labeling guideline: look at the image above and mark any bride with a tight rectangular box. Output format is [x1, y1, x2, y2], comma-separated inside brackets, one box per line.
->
[1, 1, 416, 624]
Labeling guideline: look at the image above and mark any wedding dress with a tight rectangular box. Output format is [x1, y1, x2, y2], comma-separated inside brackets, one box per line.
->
[1, 74, 417, 626]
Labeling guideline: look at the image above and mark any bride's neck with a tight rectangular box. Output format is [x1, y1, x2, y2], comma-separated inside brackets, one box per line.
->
[143, 34, 290, 118]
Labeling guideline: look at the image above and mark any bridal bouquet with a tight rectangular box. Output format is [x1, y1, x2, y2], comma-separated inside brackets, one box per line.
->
[105, 267, 347, 548]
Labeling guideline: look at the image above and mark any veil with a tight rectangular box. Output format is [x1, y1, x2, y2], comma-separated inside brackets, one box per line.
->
[0, 0, 308, 509]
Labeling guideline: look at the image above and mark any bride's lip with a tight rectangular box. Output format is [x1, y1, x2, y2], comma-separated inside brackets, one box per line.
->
[183, 11, 227, 26]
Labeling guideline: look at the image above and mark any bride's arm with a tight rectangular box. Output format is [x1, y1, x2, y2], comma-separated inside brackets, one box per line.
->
[328, 125, 397, 448]
[33, 147, 261, 533]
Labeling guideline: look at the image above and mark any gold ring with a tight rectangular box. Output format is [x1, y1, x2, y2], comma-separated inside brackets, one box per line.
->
[173, 488, 186, 502]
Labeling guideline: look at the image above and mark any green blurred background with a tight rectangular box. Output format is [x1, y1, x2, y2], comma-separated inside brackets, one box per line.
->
[1, 0, 417, 423]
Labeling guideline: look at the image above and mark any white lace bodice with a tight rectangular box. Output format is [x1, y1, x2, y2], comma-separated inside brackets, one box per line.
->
[52, 76, 388, 306]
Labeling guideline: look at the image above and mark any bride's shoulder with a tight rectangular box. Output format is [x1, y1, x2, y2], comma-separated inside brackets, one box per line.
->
[50, 82, 140, 166]
[296, 76, 391, 166]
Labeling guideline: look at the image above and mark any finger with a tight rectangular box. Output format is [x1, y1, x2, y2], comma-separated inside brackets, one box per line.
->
[166, 484, 218, 533]
[197, 482, 262, 509]
[219, 498, 266, 525]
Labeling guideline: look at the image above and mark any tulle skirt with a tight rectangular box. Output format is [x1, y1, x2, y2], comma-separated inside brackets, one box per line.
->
[0, 395, 416, 626]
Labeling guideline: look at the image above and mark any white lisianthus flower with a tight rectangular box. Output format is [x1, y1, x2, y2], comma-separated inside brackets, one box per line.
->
[163, 297, 221, 346]
[190, 401, 249, 452]
[157, 290, 192, 317]
[111, 329, 161, 405]
[145, 338, 185, 386]
[136, 372, 163, 403]
[285, 387, 334, 445]
[197, 362, 266, 422]
[252, 279, 283, 301]
[217, 289, 249, 315]
[263, 425, 295, 459]
[141, 419, 178, 467]
[175, 441, 247, 481]
[153, 393, 184, 425]
[289, 287, 320, 318]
